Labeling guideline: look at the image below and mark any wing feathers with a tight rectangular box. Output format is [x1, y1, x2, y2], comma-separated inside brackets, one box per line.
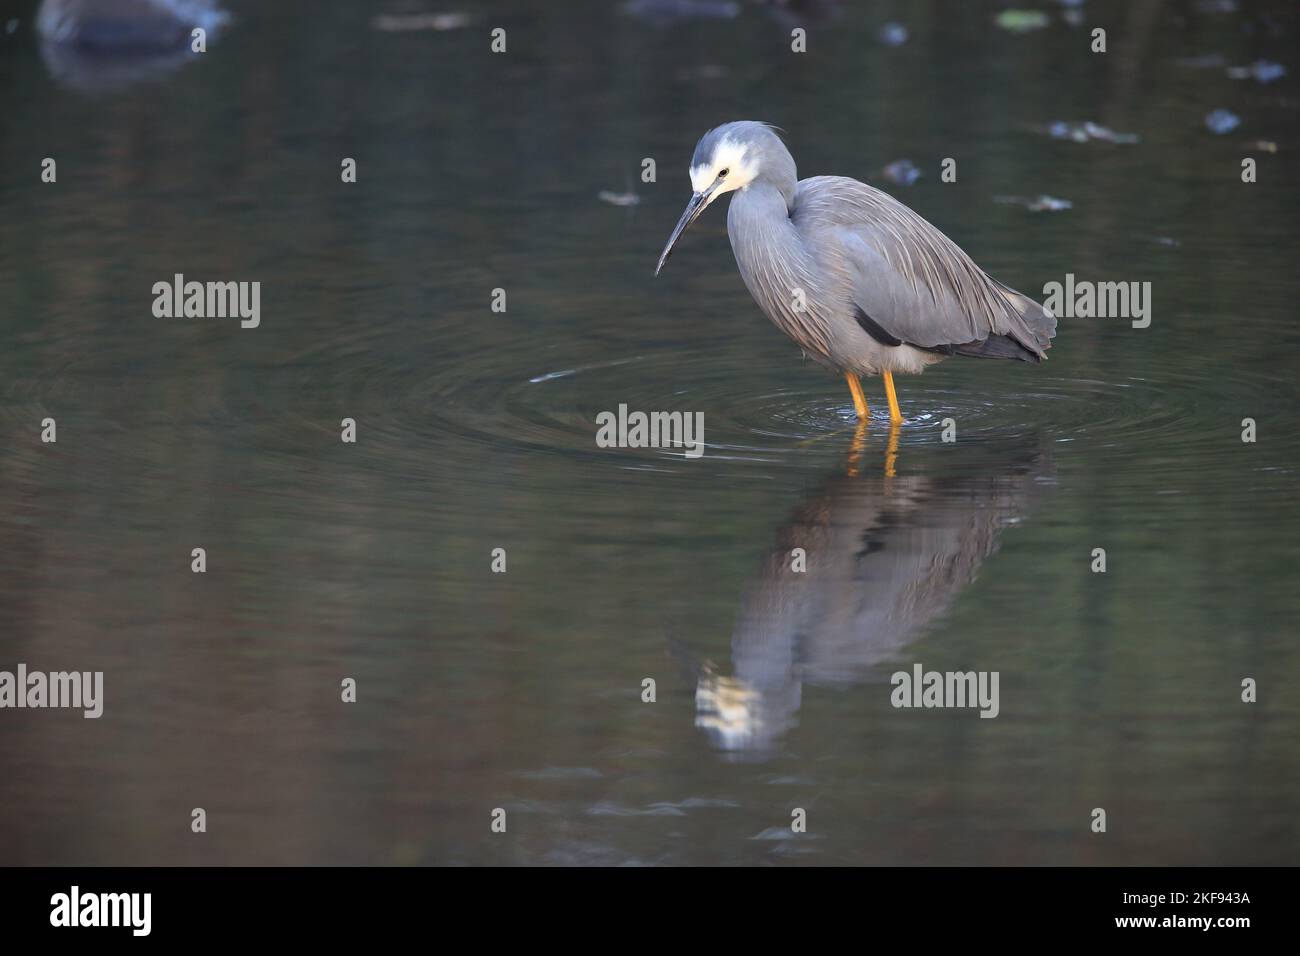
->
[794, 176, 1057, 357]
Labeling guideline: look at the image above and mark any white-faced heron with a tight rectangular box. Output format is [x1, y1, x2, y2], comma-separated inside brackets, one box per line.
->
[655, 121, 1058, 424]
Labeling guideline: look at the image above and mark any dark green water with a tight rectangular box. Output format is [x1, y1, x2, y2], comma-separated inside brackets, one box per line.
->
[1, 0, 1297, 864]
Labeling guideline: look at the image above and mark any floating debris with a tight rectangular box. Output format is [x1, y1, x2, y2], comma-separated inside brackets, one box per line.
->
[1044, 120, 1139, 144]
[1195, 0, 1238, 12]
[1204, 108, 1241, 135]
[372, 12, 471, 32]
[750, 826, 800, 841]
[5, 18, 18, 35]
[621, 0, 740, 23]
[35, 0, 229, 91]
[1175, 52, 1226, 69]
[587, 801, 687, 817]
[38, 0, 229, 48]
[512, 766, 604, 780]
[995, 194, 1073, 212]
[877, 22, 908, 47]
[1247, 139, 1278, 153]
[1140, 235, 1181, 248]
[528, 369, 577, 384]
[1226, 59, 1287, 84]
[880, 159, 921, 186]
[597, 190, 640, 207]
[995, 9, 1050, 32]
[1057, 0, 1086, 25]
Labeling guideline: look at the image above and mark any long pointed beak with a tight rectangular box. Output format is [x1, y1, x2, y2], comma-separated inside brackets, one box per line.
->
[655, 189, 712, 276]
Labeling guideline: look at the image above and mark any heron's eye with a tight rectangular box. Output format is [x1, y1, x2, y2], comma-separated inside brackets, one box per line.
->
[718, 168, 729, 179]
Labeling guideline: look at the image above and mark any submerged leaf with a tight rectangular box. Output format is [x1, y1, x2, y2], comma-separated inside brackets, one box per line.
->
[994, 194, 1073, 212]
[372, 12, 471, 32]
[881, 159, 921, 186]
[1204, 108, 1241, 135]
[598, 190, 640, 207]
[1226, 60, 1287, 84]
[877, 22, 909, 47]
[1044, 120, 1138, 144]
[996, 9, 1050, 32]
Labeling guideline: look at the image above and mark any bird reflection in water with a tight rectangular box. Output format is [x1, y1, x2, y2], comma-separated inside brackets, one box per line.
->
[692, 424, 1052, 755]
[36, 0, 228, 93]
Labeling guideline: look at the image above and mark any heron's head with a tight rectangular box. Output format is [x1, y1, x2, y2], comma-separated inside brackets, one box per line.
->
[655, 121, 793, 275]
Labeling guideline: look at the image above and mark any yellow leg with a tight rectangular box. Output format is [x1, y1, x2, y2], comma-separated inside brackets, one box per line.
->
[845, 372, 868, 420]
[881, 371, 903, 425]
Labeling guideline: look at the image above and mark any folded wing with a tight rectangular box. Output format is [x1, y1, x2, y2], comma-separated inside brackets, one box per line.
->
[795, 176, 1057, 359]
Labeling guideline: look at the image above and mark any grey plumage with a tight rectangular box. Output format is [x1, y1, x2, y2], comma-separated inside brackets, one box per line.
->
[657, 122, 1057, 413]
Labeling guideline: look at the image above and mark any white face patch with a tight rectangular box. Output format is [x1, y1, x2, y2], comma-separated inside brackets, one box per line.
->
[689, 137, 758, 200]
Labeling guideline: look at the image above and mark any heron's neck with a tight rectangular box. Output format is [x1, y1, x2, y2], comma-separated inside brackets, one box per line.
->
[733, 180, 793, 223]
[727, 180, 809, 282]
[750, 174, 795, 214]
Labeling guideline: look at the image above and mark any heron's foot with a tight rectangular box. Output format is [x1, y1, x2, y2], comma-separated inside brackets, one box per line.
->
[844, 372, 869, 420]
[882, 371, 904, 426]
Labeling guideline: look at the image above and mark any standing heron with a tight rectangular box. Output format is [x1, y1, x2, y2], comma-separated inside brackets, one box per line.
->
[655, 121, 1057, 423]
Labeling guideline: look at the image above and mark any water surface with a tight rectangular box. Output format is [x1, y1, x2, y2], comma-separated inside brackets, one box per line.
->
[1, 0, 1298, 865]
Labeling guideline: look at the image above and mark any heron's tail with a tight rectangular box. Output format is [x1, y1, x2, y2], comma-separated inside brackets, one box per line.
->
[953, 332, 1042, 362]
[987, 282, 1057, 361]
